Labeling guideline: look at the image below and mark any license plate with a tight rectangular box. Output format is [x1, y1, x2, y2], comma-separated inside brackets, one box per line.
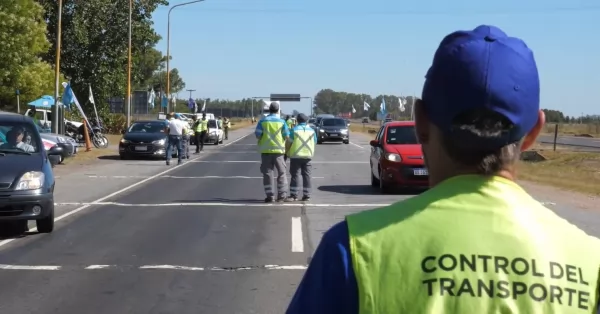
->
[135, 146, 147, 151]
[413, 169, 428, 176]
[329, 133, 338, 136]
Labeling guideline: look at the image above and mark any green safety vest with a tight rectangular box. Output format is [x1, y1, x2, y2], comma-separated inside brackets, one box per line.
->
[346, 175, 600, 314]
[258, 120, 285, 154]
[288, 127, 314, 159]
[286, 120, 293, 129]
[195, 119, 208, 132]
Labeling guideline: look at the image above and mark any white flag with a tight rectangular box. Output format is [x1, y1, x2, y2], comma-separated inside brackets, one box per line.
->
[363, 101, 370, 111]
[352, 105, 356, 113]
[148, 88, 156, 108]
[201, 99, 206, 112]
[193, 100, 198, 113]
[88, 85, 95, 104]
[398, 97, 405, 112]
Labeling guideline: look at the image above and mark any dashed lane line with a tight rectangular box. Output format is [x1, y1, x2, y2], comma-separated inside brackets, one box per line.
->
[0, 264, 308, 271]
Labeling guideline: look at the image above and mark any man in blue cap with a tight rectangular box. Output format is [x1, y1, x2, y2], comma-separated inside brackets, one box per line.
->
[286, 25, 600, 313]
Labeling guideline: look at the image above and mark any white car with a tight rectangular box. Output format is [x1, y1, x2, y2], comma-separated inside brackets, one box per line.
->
[205, 119, 224, 145]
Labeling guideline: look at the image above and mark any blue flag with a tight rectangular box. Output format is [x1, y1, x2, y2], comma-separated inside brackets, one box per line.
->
[62, 83, 74, 109]
[188, 98, 195, 109]
[161, 94, 168, 108]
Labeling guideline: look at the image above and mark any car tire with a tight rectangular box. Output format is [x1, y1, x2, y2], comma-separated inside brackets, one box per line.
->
[317, 140, 323, 144]
[214, 140, 219, 145]
[343, 140, 349, 144]
[371, 171, 379, 187]
[120, 154, 128, 160]
[36, 207, 54, 233]
[379, 169, 392, 194]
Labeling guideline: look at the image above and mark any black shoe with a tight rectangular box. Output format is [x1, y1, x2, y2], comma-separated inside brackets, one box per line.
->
[166, 161, 170, 166]
[264, 196, 274, 203]
[285, 196, 298, 202]
[301, 196, 310, 201]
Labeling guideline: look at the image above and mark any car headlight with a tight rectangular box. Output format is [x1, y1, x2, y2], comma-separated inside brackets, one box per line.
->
[56, 137, 66, 143]
[152, 139, 166, 145]
[319, 129, 324, 133]
[384, 152, 402, 162]
[120, 138, 130, 144]
[340, 129, 348, 134]
[15, 171, 44, 190]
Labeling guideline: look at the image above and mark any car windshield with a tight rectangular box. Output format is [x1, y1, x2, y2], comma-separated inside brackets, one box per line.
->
[322, 119, 346, 127]
[0, 122, 41, 153]
[208, 120, 217, 128]
[128, 122, 165, 133]
[386, 126, 418, 145]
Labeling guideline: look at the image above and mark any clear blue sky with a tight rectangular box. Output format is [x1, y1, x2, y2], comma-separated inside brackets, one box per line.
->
[152, 0, 599, 117]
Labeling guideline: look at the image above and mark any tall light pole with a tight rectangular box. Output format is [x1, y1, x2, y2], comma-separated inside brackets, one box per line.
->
[126, 0, 133, 127]
[53, 0, 63, 134]
[166, 0, 205, 112]
[186, 89, 196, 99]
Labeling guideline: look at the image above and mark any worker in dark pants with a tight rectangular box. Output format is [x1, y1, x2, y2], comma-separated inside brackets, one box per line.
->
[193, 113, 208, 154]
[285, 113, 316, 201]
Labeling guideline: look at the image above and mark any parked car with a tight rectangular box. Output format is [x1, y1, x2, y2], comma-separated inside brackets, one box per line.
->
[369, 121, 428, 193]
[119, 120, 170, 160]
[0, 111, 58, 233]
[37, 125, 77, 163]
[316, 117, 350, 144]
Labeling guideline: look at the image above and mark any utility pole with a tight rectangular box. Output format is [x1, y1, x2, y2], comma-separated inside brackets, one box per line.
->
[53, 0, 63, 134]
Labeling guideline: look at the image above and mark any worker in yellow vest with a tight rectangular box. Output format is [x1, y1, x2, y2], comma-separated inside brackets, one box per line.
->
[255, 101, 290, 203]
[193, 113, 208, 154]
[287, 25, 600, 314]
[284, 113, 316, 202]
[223, 117, 231, 140]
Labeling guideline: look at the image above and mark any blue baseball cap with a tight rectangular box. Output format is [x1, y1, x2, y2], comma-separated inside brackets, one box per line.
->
[422, 25, 540, 149]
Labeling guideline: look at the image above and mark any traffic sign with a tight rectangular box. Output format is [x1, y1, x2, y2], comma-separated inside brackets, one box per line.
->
[270, 94, 301, 102]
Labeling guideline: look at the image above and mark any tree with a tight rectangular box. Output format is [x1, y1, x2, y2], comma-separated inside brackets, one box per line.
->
[37, 0, 173, 116]
[0, 0, 56, 110]
[313, 89, 416, 120]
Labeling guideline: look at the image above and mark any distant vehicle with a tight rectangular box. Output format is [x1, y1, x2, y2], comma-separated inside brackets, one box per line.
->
[262, 101, 281, 118]
[307, 118, 317, 129]
[36, 125, 77, 164]
[0, 111, 58, 233]
[204, 119, 224, 145]
[316, 117, 349, 144]
[369, 121, 428, 193]
[119, 120, 169, 160]
[384, 117, 393, 123]
[362, 117, 369, 123]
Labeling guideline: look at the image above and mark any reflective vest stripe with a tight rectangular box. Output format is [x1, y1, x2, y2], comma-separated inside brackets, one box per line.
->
[289, 128, 314, 158]
[258, 121, 285, 154]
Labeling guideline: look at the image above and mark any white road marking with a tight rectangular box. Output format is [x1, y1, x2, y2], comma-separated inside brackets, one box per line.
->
[190, 160, 368, 164]
[349, 142, 366, 149]
[0, 264, 61, 270]
[140, 265, 205, 271]
[291, 217, 304, 252]
[83, 175, 325, 179]
[84, 265, 113, 269]
[0, 132, 254, 249]
[54, 202, 391, 207]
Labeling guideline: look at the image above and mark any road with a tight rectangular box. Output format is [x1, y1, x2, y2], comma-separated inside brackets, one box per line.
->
[0, 127, 598, 313]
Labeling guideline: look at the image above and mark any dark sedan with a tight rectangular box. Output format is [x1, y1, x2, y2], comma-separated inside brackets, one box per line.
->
[317, 117, 350, 144]
[119, 120, 169, 160]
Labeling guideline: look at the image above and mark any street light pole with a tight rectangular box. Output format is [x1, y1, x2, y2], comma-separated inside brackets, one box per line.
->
[126, 0, 133, 127]
[186, 89, 196, 99]
[53, 0, 63, 134]
[166, 0, 205, 113]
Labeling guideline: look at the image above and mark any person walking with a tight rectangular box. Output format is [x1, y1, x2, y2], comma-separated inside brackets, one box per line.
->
[193, 113, 208, 154]
[165, 112, 188, 165]
[255, 101, 290, 203]
[181, 115, 194, 159]
[286, 25, 600, 314]
[223, 117, 231, 140]
[285, 113, 316, 202]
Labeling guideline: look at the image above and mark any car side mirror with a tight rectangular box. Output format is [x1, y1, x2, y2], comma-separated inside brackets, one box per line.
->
[369, 140, 379, 147]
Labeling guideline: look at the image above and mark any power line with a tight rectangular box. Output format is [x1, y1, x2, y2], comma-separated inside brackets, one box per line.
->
[176, 5, 600, 16]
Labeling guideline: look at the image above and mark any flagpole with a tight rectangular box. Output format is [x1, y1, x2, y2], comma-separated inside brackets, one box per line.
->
[126, 0, 133, 127]
[53, 0, 63, 134]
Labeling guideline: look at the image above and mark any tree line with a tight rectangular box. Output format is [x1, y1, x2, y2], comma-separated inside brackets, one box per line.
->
[0, 0, 187, 119]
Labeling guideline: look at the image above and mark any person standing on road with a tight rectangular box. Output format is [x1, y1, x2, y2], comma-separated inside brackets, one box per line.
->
[285, 113, 316, 202]
[181, 115, 194, 159]
[286, 25, 600, 314]
[223, 117, 230, 140]
[256, 102, 290, 203]
[193, 113, 208, 154]
[165, 113, 188, 165]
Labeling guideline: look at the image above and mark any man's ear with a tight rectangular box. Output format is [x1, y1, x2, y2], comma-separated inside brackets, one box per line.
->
[414, 99, 430, 145]
[521, 110, 545, 151]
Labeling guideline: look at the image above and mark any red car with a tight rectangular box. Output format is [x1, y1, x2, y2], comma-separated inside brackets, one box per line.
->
[369, 121, 429, 193]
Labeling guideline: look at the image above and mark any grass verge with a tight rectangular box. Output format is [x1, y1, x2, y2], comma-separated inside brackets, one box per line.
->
[542, 123, 599, 138]
[350, 124, 600, 195]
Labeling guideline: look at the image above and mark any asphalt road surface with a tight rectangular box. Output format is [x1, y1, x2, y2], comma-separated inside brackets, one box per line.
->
[0, 127, 598, 313]
[537, 134, 600, 149]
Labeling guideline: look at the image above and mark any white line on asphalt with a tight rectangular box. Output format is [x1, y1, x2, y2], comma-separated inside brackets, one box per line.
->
[0, 132, 254, 249]
[0, 264, 61, 270]
[0, 264, 308, 271]
[291, 217, 304, 252]
[54, 202, 390, 207]
[349, 142, 366, 149]
[190, 160, 368, 164]
[83, 175, 325, 179]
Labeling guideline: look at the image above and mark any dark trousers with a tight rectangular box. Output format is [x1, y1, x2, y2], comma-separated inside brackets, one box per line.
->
[166, 135, 182, 163]
[289, 158, 312, 197]
[224, 127, 229, 140]
[195, 131, 207, 153]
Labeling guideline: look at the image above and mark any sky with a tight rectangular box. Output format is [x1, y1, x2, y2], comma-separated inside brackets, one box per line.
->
[152, 0, 600, 117]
